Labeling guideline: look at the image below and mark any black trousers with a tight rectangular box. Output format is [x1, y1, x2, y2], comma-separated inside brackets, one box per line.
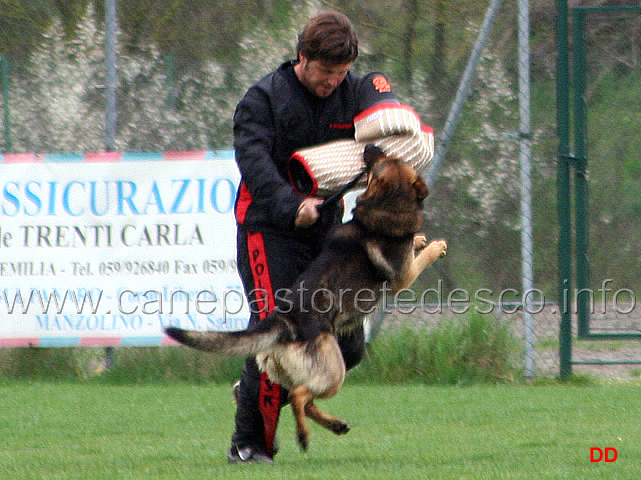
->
[231, 226, 366, 455]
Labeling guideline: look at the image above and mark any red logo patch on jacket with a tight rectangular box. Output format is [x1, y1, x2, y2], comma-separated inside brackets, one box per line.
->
[372, 75, 391, 93]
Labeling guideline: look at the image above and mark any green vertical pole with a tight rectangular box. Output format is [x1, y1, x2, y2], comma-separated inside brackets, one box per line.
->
[557, 0, 572, 380]
[1, 56, 11, 152]
[573, 10, 590, 339]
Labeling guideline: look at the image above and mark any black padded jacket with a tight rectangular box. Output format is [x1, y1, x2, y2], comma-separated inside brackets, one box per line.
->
[233, 60, 398, 240]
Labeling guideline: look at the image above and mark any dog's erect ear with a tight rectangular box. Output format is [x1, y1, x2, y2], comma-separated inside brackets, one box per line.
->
[364, 144, 385, 169]
[413, 176, 429, 201]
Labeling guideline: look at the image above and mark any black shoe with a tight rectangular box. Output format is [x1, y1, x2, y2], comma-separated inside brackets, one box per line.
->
[227, 445, 273, 465]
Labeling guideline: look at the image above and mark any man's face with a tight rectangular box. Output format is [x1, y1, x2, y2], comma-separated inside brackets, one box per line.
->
[295, 54, 352, 98]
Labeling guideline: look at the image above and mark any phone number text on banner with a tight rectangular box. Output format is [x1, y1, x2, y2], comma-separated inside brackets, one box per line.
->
[0, 150, 250, 347]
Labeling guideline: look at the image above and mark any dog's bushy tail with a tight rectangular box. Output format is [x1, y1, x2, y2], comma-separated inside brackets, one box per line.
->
[165, 314, 292, 356]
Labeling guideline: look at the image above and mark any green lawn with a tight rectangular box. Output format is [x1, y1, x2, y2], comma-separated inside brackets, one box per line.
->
[1, 383, 639, 479]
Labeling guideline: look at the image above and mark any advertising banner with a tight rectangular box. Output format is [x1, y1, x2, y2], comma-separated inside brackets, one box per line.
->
[0, 151, 250, 347]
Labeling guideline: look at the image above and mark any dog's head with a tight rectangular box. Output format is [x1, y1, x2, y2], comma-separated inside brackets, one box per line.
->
[353, 145, 428, 236]
[361, 145, 428, 204]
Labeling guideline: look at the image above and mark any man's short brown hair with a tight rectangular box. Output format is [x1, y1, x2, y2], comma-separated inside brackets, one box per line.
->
[296, 10, 358, 64]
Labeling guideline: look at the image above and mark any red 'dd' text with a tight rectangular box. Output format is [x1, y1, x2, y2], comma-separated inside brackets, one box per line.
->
[590, 447, 617, 463]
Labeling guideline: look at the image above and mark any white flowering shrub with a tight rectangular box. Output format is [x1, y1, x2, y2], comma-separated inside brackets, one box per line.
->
[10, 13, 105, 152]
[6, 2, 320, 153]
[431, 52, 521, 232]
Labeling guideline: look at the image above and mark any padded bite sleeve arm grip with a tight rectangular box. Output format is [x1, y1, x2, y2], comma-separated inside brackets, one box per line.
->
[288, 104, 434, 197]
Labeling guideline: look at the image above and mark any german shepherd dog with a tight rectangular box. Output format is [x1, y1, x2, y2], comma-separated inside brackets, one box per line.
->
[165, 145, 447, 452]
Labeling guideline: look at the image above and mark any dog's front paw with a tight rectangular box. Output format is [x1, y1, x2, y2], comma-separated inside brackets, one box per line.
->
[428, 239, 448, 258]
[413, 234, 427, 250]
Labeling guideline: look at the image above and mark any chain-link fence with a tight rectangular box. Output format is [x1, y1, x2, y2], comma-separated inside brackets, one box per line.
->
[372, 301, 641, 381]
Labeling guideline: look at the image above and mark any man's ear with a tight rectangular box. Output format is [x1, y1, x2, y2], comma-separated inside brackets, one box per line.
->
[413, 176, 429, 201]
[363, 144, 385, 169]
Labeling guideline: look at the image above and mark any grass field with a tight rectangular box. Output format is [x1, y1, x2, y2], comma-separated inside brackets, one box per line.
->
[1, 382, 639, 479]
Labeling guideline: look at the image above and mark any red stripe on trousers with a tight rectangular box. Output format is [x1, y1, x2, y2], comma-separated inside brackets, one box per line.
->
[235, 183, 252, 224]
[246, 231, 281, 456]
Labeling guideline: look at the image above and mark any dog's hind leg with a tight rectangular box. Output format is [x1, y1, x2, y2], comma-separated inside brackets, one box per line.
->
[290, 385, 351, 452]
[290, 385, 313, 452]
[305, 402, 350, 436]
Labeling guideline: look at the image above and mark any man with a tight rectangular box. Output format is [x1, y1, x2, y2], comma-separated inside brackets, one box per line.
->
[230, 10, 398, 464]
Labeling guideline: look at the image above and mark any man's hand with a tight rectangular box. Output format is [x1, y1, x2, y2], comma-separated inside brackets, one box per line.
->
[295, 197, 324, 228]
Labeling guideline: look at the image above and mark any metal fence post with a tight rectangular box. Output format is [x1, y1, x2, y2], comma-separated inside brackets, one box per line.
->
[105, 0, 118, 368]
[556, 0, 573, 380]
[105, 0, 118, 151]
[518, 0, 535, 379]
[572, 10, 590, 339]
[1, 56, 11, 152]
